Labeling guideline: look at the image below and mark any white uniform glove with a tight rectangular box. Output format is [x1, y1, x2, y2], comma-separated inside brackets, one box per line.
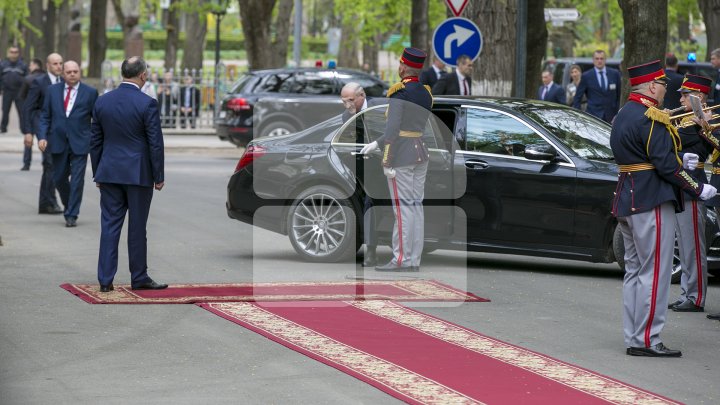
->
[360, 141, 378, 155]
[383, 167, 396, 179]
[700, 184, 717, 201]
[683, 153, 699, 170]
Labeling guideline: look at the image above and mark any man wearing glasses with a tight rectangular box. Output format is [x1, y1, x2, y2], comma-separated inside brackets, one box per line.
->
[611, 60, 717, 358]
[573, 49, 621, 123]
[0, 46, 28, 133]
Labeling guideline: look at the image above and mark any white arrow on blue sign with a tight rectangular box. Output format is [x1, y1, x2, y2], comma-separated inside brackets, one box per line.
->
[432, 17, 482, 67]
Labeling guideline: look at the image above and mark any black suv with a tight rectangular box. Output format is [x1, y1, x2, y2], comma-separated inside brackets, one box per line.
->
[216, 68, 389, 147]
[544, 58, 715, 90]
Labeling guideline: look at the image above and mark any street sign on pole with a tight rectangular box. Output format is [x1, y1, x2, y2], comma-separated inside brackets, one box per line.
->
[445, 0, 469, 17]
[432, 17, 482, 67]
[543, 8, 580, 22]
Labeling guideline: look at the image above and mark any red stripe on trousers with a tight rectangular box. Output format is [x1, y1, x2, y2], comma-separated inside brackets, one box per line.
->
[391, 178, 404, 266]
[645, 207, 661, 348]
[692, 200, 703, 306]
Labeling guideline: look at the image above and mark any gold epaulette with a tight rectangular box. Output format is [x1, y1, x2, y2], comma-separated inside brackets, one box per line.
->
[387, 82, 405, 98]
[644, 106, 671, 125]
[424, 84, 434, 107]
[680, 116, 694, 126]
[710, 149, 720, 164]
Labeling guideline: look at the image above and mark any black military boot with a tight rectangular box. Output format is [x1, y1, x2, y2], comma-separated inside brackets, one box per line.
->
[362, 246, 378, 267]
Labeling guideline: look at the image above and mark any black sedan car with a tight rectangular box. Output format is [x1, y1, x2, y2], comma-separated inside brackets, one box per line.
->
[226, 97, 720, 281]
[216, 67, 388, 147]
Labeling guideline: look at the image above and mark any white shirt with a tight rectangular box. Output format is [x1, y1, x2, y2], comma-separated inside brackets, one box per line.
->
[456, 70, 469, 95]
[361, 98, 367, 111]
[48, 73, 60, 84]
[64, 83, 79, 117]
[432, 65, 443, 80]
[595, 67, 607, 90]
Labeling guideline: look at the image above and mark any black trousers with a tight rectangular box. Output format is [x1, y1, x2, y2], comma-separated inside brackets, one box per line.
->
[38, 148, 59, 209]
[1, 89, 21, 131]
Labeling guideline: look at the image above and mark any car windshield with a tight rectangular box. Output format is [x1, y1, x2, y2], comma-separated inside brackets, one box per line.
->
[520, 106, 614, 160]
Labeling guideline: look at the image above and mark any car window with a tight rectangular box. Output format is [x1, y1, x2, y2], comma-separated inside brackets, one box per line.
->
[250, 73, 294, 93]
[229, 74, 257, 93]
[288, 71, 337, 94]
[336, 73, 386, 97]
[336, 105, 439, 149]
[464, 108, 549, 157]
[520, 106, 613, 160]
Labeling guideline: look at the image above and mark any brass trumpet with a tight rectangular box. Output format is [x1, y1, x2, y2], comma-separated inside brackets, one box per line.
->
[670, 104, 720, 128]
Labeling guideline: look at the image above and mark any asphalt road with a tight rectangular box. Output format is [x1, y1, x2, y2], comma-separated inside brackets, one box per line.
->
[1, 146, 719, 405]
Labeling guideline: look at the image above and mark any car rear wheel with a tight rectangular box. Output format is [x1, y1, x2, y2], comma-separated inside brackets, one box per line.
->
[612, 225, 682, 284]
[287, 185, 357, 262]
[260, 121, 296, 138]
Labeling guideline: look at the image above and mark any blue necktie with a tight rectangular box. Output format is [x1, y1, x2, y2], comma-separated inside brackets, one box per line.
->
[600, 70, 606, 91]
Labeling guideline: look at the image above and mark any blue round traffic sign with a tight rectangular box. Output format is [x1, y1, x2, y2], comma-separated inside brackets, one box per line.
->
[432, 17, 482, 67]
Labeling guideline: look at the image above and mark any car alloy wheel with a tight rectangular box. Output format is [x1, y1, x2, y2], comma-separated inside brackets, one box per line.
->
[287, 185, 356, 262]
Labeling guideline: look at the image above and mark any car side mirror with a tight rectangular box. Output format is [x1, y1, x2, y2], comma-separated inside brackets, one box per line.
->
[524, 143, 557, 162]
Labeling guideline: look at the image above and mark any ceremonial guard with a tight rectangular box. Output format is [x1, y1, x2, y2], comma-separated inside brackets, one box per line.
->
[360, 47, 433, 272]
[610, 60, 716, 358]
[668, 75, 715, 313]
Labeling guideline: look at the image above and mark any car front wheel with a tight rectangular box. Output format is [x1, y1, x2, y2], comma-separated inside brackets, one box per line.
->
[287, 185, 357, 262]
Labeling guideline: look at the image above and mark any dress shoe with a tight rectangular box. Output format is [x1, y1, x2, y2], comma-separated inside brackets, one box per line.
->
[362, 247, 378, 267]
[411, 266, 420, 272]
[707, 312, 720, 320]
[671, 300, 704, 312]
[131, 279, 168, 290]
[99, 284, 114, 292]
[667, 299, 683, 309]
[65, 217, 77, 227]
[39, 205, 63, 215]
[20, 165, 29, 171]
[375, 262, 418, 272]
[627, 343, 682, 357]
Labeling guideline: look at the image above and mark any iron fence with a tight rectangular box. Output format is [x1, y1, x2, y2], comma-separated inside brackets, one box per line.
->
[100, 61, 239, 130]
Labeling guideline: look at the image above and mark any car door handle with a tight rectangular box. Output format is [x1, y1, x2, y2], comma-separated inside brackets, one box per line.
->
[465, 160, 489, 170]
[351, 151, 371, 159]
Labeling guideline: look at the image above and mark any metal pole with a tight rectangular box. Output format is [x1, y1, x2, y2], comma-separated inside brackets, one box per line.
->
[514, 0, 527, 98]
[293, 0, 302, 67]
[214, 13, 223, 119]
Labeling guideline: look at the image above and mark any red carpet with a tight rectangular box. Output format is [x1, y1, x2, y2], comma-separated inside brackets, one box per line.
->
[60, 280, 487, 304]
[199, 301, 682, 405]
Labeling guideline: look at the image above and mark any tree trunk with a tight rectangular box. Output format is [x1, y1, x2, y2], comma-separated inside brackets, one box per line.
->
[410, 0, 429, 67]
[238, 0, 277, 70]
[165, 0, 180, 71]
[181, 2, 208, 71]
[363, 40, 379, 74]
[699, 0, 720, 61]
[525, 0, 547, 99]
[44, 1, 57, 56]
[271, 0, 294, 67]
[25, 0, 45, 58]
[618, 0, 667, 104]
[678, 12, 690, 41]
[88, 0, 108, 77]
[56, 0, 70, 57]
[338, 17, 359, 68]
[464, 0, 517, 96]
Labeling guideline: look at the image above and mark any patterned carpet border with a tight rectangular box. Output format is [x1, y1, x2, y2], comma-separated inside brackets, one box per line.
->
[199, 300, 682, 405]
[60, 280, 488, 304]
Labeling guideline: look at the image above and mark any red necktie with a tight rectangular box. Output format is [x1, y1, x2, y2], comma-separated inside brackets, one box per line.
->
[64, 86, 73, 113]
[463, 78, 469, 96]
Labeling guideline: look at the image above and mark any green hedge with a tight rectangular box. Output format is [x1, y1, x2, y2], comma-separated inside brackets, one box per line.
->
[105, 31, 327, 53]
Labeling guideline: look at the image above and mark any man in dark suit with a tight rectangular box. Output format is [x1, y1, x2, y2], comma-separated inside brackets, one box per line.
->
[663, 53, 684, 110]
[573, 50, 621, 123]
[90, 56, 166, 292]
[709, 48, 720, 106]
[0, 45, 28, 133]
[22, 53, 64, 214]
[37, 60, 99, 227]
[538, 70, 566, 104]
[179, 75, 201, 129]
[432, 54, 473, 96]
[420, 55, 445, 88]
[18, 58, 43, 171]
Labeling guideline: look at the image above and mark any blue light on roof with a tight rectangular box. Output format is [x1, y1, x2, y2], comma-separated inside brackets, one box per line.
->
[687, 52, 697, 62]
